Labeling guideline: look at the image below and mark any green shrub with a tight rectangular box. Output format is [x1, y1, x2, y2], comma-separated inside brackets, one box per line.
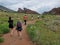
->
[0, 37, 4, 43]
[2, 28, 9, 34]
[0, 30, 3, 37]
[41, 15, 45, 18]
[0, 23, 10, 34]
[0, 30, 3, 34]
[27, 25, 36, 40]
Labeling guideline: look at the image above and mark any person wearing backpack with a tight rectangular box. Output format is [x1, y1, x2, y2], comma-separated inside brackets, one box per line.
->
[16, 18, 22, 39]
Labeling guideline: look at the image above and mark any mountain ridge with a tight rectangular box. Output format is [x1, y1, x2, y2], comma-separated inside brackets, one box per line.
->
[0, 5, 15, 12]
[43, 7, 60, 15]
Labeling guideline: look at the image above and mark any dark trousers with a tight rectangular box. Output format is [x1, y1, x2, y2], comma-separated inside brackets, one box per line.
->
[24, 20, 27, 25]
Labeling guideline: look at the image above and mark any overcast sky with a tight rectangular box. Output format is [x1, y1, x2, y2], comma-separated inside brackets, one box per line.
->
[0, 0, 60, 13]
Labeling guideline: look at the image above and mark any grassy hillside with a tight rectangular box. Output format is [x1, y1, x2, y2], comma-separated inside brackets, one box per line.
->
[27, 15, 60, 45]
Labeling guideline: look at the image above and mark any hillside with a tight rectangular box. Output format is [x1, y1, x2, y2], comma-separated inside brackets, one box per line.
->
[43, 7, 60, 15]
[0, 5, 15, 12]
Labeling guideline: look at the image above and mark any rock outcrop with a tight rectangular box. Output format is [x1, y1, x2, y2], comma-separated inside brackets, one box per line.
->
[17, 8, 39, 14]
[43, 7, 60, 15]
[17, 8, 23, 13]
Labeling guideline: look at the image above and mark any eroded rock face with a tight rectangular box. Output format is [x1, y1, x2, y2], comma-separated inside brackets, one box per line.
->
[17, 8, 39, 14]
[17, 8, 24, 13]
[23, 8, 39, 14]
[43, 7, 60, 15]
[50, 7, 60, 15]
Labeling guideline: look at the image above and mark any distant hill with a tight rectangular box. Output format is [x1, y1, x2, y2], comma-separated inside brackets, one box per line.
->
[0, 5, 15, 12]
[17, 8, 40, 14]
[43, 7, 60, 15]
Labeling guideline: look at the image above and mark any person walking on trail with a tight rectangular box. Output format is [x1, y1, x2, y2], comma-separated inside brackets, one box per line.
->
[16, 18, 22, 39]
[23, 15, 28, 25]
[31, 16, 34, 21]
[8, 17, 14, 36]
[37, 15, 40, 19]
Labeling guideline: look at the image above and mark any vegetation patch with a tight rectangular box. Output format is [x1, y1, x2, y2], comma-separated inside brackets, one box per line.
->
[0, 37, 4, 43]
[27, 15, 60, 45]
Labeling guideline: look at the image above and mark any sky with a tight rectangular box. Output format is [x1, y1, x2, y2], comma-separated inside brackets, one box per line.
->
[0, 0, 60, 14]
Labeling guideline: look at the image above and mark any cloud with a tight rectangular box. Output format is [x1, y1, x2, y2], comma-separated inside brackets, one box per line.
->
[0, 0, 60, 13]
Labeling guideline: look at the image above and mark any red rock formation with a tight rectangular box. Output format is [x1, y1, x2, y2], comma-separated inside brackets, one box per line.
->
[24, 8, 39, 14]
[43, 7, 60, 15]
[17, 8, 23, 13]
[49, 7, 60, 15]
[17, 8, 39, 14]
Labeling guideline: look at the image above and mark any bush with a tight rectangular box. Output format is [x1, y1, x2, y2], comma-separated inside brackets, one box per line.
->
[0, 30, 3, 37]
[0, 23, 10, 34]
[41, 15, 45, 18]
[27, 24, 41, 44]
[0, 37, 4, 43]
[27, 24, 36, 40]
[0, 30, 3, 34]
[2, 28, 9, 34]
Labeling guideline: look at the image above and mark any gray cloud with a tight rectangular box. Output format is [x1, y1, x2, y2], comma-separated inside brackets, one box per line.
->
[0, 0, 60, 13]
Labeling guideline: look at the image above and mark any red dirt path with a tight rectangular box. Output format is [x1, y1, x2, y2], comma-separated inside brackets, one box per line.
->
[0, 21, 36, 45]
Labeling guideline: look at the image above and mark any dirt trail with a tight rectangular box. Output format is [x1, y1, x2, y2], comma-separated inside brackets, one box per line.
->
[0, 20, 36, 45]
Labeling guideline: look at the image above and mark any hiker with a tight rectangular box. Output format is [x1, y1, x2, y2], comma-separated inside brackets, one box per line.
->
[23, 15, 28, 25]
[37, 15, 40, 19]
[16, 18, 22, 39]
[31, 16, 34, 21]
[8, 17, 14, 36]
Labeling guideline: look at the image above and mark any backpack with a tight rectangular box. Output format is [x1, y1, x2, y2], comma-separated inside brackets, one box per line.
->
[17, 21, 22, 27]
